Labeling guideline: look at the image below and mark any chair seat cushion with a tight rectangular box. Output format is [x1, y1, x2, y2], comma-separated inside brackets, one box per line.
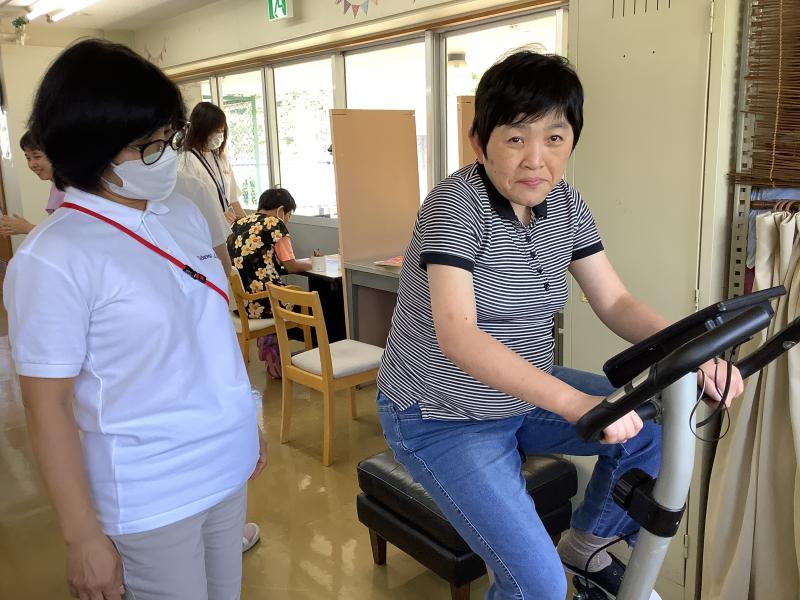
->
[291, 339, 383, 377]
[232, 314, 275, 333]
[357, 450, 577, 553]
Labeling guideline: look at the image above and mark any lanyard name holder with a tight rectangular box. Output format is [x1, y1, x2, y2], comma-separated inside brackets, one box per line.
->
[191, 149, 228, 213]
[62, 202, 229, 303]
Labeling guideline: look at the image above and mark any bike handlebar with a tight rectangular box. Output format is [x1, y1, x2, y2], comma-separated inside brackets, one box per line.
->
[577, 305, 775, 442]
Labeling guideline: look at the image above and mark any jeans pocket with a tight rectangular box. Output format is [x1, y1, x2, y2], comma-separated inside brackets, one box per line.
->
[375, 390, 395, 415]
[376, 391, 422, 419]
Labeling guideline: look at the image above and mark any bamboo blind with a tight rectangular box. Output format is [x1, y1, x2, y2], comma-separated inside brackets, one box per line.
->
[734, 0, 800, 188]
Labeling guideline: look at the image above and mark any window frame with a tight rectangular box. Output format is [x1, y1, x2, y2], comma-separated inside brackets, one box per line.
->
[215, 67, 274, 209]
[171, 5, 567, 222]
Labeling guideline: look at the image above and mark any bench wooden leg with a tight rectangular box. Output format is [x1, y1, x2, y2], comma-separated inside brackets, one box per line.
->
[369, 529, 387, 565]
[450, 582, 470, 600]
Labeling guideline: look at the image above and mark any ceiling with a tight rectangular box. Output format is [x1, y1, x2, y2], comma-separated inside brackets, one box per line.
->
[3, 0, 220, 30]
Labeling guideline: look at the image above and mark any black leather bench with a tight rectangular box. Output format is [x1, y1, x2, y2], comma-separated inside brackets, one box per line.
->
[356, 450, 578, 600]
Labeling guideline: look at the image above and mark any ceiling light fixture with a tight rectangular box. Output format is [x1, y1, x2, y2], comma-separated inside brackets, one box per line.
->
[26, 0, 63, 21]
[50, 0, 98, 22]
[26, 0, 98, 22]
[447, 51, 467, 68]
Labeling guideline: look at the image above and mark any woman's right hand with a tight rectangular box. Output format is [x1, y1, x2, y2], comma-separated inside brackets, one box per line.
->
[66, 533, 124, 600]
[600, 408, 644, 445]
[571, 394, 644, 445]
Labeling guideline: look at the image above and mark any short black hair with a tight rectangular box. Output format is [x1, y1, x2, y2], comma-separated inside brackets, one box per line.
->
[183, 102, 228, 154]
[19, 131, 41, 152]
[471, 51, 583, 155]
[258, 188, 297, 213]
[28, 39, 185, 192]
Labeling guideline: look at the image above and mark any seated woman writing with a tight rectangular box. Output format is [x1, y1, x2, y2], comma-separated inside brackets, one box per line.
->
[228, 187, 311, 376]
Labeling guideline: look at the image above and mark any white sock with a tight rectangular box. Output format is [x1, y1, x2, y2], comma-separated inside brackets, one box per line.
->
[557, 529, 614, 572]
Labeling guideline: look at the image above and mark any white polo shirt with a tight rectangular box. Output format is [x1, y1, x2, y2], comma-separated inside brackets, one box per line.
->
[174, 172, 231, 247]
[4, 187, 258, 535]
[178, 150, 241, 212]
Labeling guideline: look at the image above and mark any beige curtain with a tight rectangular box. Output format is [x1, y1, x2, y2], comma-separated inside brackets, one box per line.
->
[701, 211, 800, 599]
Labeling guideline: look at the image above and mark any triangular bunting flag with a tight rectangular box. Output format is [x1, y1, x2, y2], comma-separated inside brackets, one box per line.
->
[352, 3, 360, 16]
[343, 0, 350, 13]
[361, 0, 369, 14]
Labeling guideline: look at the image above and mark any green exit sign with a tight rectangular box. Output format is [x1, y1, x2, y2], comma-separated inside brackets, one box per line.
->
[267, 0, 293, 20]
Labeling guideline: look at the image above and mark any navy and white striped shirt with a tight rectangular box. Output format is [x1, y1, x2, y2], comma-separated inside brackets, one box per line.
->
[376, 162, 603, 420]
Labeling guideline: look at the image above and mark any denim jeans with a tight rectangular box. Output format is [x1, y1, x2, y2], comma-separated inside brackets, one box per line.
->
[376, 366, 661, 600]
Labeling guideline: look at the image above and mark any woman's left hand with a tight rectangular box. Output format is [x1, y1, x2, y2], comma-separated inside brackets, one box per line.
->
[224, 210, 237, 225]
[0, 213, 35, 236]
[249, 429, 268, 480]
[697, 359, 745, 406]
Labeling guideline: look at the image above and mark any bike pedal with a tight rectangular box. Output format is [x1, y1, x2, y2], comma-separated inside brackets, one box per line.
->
[572, 576, 612, 600]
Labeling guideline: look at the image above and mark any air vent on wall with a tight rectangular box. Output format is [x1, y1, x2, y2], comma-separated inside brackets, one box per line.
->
[612, 0, 672, 18]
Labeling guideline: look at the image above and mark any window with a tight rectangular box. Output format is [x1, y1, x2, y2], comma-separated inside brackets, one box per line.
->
[345, 41, 429, 199]
[178, 79, 213, 114]
[273, 59, 336, 217]
[445, 13, 560, 175]
[218, 70, 271, 209]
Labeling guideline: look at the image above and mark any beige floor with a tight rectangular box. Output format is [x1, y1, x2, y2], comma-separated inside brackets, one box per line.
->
[0, 314, 492, 599]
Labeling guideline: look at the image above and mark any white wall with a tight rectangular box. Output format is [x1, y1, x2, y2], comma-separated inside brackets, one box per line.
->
[0, 28, 134, 251]
[0, 44, 64, 251]
[133, 0, 558, 72]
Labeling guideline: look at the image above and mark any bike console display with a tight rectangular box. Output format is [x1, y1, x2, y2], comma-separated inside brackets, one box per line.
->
[602, 286, 785, 388]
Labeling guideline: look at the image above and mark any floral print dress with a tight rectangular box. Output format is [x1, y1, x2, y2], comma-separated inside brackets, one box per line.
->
[227, 213, 294, 319]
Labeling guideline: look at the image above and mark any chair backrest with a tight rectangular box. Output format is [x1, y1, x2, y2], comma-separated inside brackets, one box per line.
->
[228, 271, 248, 310]
[227, 271, 252, 335]
[267, 283, 334, 380]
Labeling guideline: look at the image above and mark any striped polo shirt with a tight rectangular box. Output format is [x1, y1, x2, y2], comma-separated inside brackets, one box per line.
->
[376, 162, 603, 420]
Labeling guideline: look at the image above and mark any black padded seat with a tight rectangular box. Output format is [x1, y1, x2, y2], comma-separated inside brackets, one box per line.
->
[356, 450, 578, 600]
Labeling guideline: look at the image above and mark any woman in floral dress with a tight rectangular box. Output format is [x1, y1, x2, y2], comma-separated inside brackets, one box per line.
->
[228, 188, 311, 319]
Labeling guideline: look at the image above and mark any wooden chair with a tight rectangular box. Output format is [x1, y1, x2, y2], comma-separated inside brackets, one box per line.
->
[267, 282, 384, 466]
[228, 271, 276, 363]
[228, 272, 311, 363]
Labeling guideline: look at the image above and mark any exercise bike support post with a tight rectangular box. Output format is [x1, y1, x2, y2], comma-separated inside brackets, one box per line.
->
[615, 372, 696, 600]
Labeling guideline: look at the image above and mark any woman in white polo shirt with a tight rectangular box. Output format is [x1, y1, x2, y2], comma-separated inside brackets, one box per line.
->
[179, 102, 246, 225]
[4, 39, 265, 600]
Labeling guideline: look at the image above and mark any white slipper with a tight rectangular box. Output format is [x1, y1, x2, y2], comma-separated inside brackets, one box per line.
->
[242, 522, 260, 553]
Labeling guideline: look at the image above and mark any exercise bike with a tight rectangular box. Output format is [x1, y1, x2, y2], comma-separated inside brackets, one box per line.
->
[569, 285, 800, 600]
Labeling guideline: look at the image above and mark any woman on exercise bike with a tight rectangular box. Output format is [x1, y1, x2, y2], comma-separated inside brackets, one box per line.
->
[375, 50, 743, 600]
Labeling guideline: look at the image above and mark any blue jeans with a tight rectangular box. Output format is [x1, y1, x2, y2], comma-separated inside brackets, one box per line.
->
[376, 366, 661, 600]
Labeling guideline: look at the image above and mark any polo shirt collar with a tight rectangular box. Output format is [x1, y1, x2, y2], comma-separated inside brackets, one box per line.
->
[63, 187, 170, 231]
[476, 163, 548, 222]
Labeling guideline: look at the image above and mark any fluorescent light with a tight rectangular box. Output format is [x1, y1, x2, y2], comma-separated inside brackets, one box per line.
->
[50, 0, 98, 22]
[26, 0, 64, 21]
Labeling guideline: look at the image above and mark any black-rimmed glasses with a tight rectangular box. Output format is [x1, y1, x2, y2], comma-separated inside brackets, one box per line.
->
[127, 124, 188, 166]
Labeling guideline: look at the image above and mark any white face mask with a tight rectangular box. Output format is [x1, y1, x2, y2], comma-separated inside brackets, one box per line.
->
[105, 146, 178, 203]
[207, 132, 224, 150]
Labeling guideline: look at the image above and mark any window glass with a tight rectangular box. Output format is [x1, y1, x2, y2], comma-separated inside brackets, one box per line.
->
[219, 70, 271, 209]
[178, 79, 213, 114]
[445, 13, 559, 175]
[345, 41, 428, 200]
[274, 59, 336, 217]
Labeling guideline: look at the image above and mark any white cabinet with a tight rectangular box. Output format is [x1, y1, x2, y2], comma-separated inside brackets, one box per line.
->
[563, 1, 739, 598]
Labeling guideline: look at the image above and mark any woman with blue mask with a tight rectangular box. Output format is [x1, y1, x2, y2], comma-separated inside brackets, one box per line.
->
[178, 102, 246, 225]
[4, 39, 266, 600]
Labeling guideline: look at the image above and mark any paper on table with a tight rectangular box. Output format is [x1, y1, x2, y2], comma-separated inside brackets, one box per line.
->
[373, 255, 404, 268]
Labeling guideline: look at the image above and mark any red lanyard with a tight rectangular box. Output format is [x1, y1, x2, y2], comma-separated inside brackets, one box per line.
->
[62, 202, 228, 303]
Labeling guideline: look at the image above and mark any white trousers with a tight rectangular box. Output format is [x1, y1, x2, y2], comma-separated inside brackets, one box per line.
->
[111, 485, 247, 600]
